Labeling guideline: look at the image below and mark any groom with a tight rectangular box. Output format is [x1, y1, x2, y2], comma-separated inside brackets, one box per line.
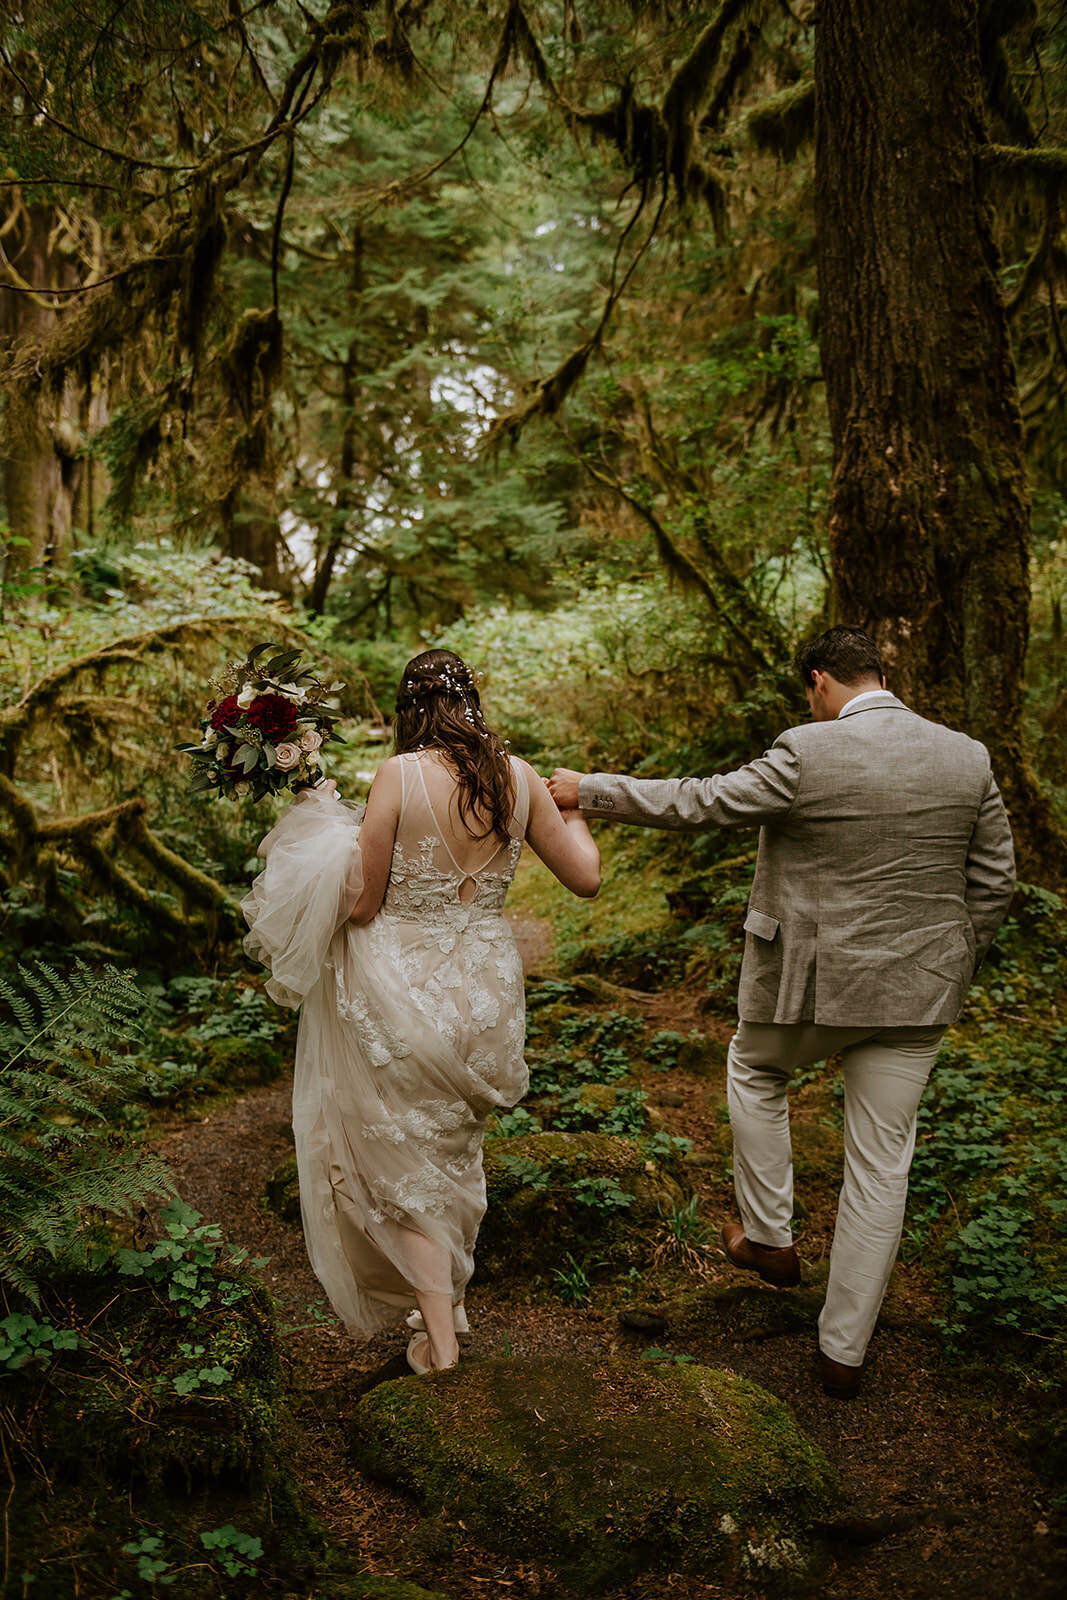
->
[548, 626, 1015, 1397]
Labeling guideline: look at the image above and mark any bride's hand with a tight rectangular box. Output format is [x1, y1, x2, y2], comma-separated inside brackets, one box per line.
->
[295, 778, 337, 802]
[546, 768, 583, 810]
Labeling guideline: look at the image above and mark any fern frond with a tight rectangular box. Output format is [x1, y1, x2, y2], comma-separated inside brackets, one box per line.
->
[0, 960, 171, 1300]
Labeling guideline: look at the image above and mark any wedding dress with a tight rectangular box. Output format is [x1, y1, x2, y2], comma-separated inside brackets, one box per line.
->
[241, 751, 531, 1339]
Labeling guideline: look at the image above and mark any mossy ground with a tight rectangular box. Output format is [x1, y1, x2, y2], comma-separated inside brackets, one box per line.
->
[353, 1356, 840, 1594]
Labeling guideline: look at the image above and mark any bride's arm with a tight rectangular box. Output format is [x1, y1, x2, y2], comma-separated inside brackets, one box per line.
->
[348, 758, 402, 925]
[522, 762, 600, 899]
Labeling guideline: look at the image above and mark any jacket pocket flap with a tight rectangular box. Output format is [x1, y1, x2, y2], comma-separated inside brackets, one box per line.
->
[743, 909, 780, 941]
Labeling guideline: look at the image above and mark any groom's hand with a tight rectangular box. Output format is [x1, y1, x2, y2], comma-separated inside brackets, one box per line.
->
[547, 768, 583, 810]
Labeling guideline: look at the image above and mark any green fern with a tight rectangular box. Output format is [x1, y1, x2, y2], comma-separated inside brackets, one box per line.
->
[0, 962, 173, 1302]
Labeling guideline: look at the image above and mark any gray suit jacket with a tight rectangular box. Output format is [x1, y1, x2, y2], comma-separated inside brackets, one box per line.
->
[578, 693, 1016, 1027]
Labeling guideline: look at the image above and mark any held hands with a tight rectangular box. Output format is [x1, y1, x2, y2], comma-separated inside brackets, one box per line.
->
[546, 768, 584, 811]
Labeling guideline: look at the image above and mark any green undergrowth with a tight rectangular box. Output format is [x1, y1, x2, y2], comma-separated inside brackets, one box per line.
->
[900, 886, 1067, 1498]
[2, 1201, 324, 1598]
[120, 973, 296, 1123]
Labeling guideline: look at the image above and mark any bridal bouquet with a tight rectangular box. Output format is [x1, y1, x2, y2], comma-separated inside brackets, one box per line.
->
[180, 643, 345, 801]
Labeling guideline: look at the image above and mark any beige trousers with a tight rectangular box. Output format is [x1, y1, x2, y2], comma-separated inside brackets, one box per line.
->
[727, 1020, 945, 1367]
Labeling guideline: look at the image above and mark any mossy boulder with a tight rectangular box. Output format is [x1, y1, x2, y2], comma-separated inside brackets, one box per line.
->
[195, 1032, 285, 1087]
[9, 1269, 282, 1490]
[676, 1030, 729, 1078]
[478, 1132, 684, 1278]
[265, 1152, 302, 1224]
[623, 1279, 826, 1344]
[352, 1356, 840, 1593]
[331, 1580, 455, 1600]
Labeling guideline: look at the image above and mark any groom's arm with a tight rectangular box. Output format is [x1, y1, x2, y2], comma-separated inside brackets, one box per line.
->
[551, 739, 801, 833]
[963, 763, 1016, 966]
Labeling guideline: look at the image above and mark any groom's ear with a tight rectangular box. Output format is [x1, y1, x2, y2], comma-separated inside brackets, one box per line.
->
[880, 674, 887, 689]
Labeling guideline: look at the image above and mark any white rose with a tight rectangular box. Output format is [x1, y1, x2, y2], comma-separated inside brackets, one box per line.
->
[202, 729, 219, 749]
[299, 728, 323, 753]
[274, 742, 302, 771]
[281, 682, 308, 700]
[235, 781, 250, 797]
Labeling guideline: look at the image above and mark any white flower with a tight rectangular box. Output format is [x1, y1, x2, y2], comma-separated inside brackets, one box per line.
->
[274, 741, 302, 771]
[281, 682, 308, 700]
[202, 729, 219, 749]
[299, 728, 322, 753]
[235, 781, 250, 796]
[236, 684, 257, 708]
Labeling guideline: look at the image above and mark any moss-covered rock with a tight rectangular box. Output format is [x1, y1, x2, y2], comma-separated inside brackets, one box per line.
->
[11, 1268, 282, 1491]
[623, 1279, 826, 1344]
[331, 1579, 455, 1600]
[478, 1132, 684, 1278]
[677, 1030, 729, 1078]
[265, 1152, 301, 1224]
[352, 1356, 840, 1593]
[195, 1032, 285, 1087]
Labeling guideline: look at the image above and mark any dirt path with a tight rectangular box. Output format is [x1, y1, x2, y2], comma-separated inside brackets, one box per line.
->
[156, 918, 1065, 1600]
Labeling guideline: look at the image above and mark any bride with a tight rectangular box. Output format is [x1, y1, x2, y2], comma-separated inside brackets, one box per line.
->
[241, 649, 600, 1373]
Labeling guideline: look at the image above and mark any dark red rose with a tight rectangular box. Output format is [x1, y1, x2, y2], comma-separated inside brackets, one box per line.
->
[245, 694, 298, 742]
[209, 694, 241, 730]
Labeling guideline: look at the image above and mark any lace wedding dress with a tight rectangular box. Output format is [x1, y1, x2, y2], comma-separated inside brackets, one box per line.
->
[241, 751, 530, 1339]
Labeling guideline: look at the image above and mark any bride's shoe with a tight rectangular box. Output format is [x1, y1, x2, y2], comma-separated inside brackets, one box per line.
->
[406, 1334, 459, 1375]
[405, 1304, 469, 1335]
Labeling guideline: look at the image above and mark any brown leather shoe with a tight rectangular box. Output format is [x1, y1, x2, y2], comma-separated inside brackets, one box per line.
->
[720, 1222, 801, 1287]
[818, 1349, 863, 1398]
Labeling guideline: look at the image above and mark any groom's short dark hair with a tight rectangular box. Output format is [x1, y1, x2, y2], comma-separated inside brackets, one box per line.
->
[795, 626, 885, 687]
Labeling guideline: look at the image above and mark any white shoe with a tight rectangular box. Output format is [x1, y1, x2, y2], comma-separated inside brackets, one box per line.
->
[406, 1334, 459, 1375]
[405, 1304, 469, 1335]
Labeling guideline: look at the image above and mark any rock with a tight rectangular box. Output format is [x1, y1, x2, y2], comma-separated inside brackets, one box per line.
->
[265, 1153, 301, 1225]
[352, 1356, 840, 1593]
[478, 1132, 685, 1279]
[665, 1279, 826, 1342]
[334, 1578, 455, 1600]
[678, 1032, 729, 1078]
[17, 1267, 282, 1490]
[618, 1305, 670, 1334]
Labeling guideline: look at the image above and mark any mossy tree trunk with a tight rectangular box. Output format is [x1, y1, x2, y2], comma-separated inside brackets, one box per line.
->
[0, 202, 85, 570]
[815, 0, 1062, 872]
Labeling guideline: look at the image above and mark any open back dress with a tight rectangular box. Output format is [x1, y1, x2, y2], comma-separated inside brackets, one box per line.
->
[241, 751, 530, 1338]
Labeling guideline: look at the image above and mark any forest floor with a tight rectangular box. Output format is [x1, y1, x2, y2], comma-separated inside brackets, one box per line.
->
[155, 912, 1065, 1600]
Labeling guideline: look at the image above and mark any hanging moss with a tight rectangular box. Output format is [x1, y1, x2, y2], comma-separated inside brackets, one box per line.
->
[744, 80, 816, 162]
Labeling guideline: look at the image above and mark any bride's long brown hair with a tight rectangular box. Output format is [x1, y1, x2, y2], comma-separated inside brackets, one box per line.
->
[393, 650, 514, 844]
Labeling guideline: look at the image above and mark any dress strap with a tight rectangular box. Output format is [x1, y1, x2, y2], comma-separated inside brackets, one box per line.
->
[509, 755, 531, 839]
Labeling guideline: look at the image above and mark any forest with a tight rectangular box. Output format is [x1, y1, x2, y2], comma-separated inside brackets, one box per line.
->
[0, 1, 1065, 1596]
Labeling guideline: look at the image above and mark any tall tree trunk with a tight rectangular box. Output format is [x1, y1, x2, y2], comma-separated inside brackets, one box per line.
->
[0, 202, 84, 571]
[309, 222, 365, 616]
[815, 0, 1063, 874]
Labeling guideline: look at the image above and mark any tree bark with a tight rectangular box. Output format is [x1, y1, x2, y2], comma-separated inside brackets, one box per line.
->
[309, 222, 366, 616]
[815, 0, 1063, 873]
[0, 202, 84, 570]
